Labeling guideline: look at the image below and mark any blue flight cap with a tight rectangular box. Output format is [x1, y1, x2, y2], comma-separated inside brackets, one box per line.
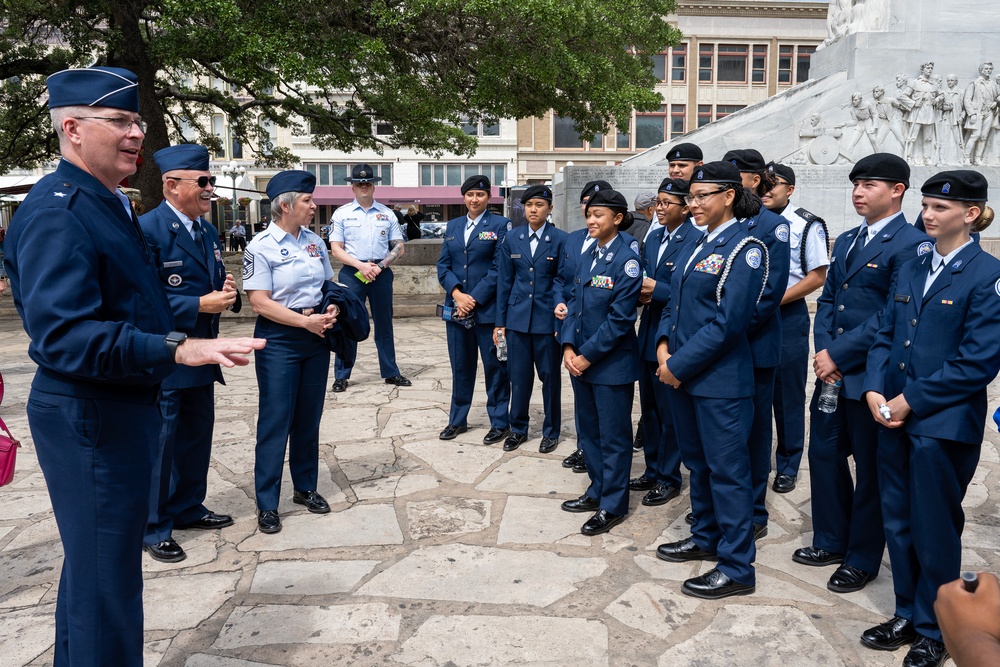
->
[266, 170, 316, 200]
[153, 145, 210, 174]
[46, 67, 140, 112]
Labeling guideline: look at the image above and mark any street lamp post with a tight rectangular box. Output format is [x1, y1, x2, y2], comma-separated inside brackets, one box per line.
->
[220, 161, 246, 234]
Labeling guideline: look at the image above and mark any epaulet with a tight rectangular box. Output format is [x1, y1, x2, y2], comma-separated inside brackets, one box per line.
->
[795, 207, 824, 224]
[36, 179, 80, 210]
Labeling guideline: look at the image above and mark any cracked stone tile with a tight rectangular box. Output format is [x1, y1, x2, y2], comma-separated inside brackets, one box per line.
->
[402, 439, 504, 484]
[600, 533, 634, 553]
[633, 554, 702, 582]
[10, 472, 47, 491]
[142, 530, 222, 573]
[0, 602, 55, 666]
[250, 560, 379, 596]
[962, 521, 1000, 551]
[213, 603, 400, 649]
[406, 497, 491, 539]
[476, 456, 588, 497]
[322, 406, 379, 442]
[334, 439, 397, 481]
[144, 572, 240, 631]
[965, 466, 990, 508]
[0, 492, 52, 520]
[754, 572, 834, 606]
[556, 534, 594, 547]
[239, 504, 403, 551]
[381, 408, 451, 439]
[0, 584, 50, 610]
[497, 496, 586, 544]
[186, 655, 282, 667]
[3, 516, 59, 552]
[604, 581, 702, 639]
[144, 638, 172, 666]
[0, 526, 14, 541]
[352, 474, 441, 500]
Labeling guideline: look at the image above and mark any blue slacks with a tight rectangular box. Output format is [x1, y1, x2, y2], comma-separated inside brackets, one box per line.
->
[748, 365, 777, 526]
[773, 298, 809, 477]
[638, 360, 682, 487]
[506, 329, 559, 438]
[572, 378, 633, 516]
[445, 321, 510, 429]
[334, 266, 399, 380]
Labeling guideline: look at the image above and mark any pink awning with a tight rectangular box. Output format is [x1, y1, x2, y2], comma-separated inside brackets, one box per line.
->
[312, 186, 504, 206]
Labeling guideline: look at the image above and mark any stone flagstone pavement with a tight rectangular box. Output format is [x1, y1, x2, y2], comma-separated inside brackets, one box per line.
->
[1, 315, 998, 666]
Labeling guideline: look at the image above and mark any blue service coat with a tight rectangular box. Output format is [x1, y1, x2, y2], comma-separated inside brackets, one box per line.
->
[437, 210, 510, 324]
[496, 224, 568, 334]
[637, 221, 696, 362]
[555, 228, 639, 307]
[814, 214, 929, 399]
[741, 207, 791, 368]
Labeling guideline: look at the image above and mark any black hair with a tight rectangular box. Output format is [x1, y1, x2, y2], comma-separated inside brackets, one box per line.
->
[732, 187, 763, 219]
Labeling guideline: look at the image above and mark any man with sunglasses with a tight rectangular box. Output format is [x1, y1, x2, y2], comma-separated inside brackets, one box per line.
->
[139, 144, 242, 564]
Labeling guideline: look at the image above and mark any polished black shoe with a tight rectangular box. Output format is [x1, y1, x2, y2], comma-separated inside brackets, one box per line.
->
[628, 475, 656, 491]
[682, 568, 755, 600]
[571, 457, 588, 473]
[562, 449, 584, 469]
[827, 563, 877, 593]
[753, 523, 768, 541]
[561, 494, 600, 513]
[504, 432, 528, 452]
[144, 538, 186, 563]
[581, 509, 626, 536]
[176, 511, 234, 530]
[292, 490, 331, 514]
[656, 537, 718, 563]
[792, 545, 845, 567]
[384, 375, 412, 387]
[903, 636, 949, 667]
[685, 511, 695, 525]
[772, 473, 797, 493]
[861, 616, 918, 651]
[257, 509, 281, 534]
[632, 428, 644, 453]
[642, 483, 679, 507]
[439, 424, 468, 440]
[331, 379, 349, 392]
[483, 427, 510, 445]
[538, 437, 559, 453]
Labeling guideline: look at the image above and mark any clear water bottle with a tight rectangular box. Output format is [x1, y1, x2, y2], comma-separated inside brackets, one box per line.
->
[817, 379, 842, 414]
[496, 330, 508, 362]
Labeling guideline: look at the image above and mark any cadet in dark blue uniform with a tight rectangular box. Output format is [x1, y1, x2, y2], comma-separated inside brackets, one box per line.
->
[559, 189, 642, 536]
[861, 171, 1000, 667]
[495, 185, 567, 452]
[3, 67, 262, 667]
[243, 171, 338, 534]
[436, 175, 511, 445]
[630, 178, 694, 506]
[140, 144, 242, 563]
[654, 162, 767, 600]
[794, 153, 930, 594]
[723, 149, 791, 540]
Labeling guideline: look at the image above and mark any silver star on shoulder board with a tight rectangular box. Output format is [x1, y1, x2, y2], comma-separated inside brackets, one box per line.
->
[53, 192, 67, 197]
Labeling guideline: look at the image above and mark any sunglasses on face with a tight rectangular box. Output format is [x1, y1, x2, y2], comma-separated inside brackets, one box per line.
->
[169, 176, 217, 189]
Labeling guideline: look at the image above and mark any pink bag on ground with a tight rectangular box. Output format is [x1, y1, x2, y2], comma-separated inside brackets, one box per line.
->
[0, 372, 21, 486]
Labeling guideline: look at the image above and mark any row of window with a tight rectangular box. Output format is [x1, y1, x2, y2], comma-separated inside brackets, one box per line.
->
[304, 163, 394, 186]
[649, 43, 815, 86]
[299, 162, 507, 188]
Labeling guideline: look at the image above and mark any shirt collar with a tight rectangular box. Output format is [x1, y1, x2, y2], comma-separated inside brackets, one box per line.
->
[932, 240, 973, 269]
[860, 211, 902, 240]
[467, 211, 486, 227]
[529, 221, 546, 238]
[704, 217, 739, 244]
[165, 200, 196, 233]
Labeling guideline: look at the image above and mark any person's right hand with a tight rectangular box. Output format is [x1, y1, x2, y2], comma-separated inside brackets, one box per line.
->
[936, 573, 1000, 667]
[358, 261, 379, 282]
[199, 289, 238, 314]
[174, 337, 265, 367]
[813, 349, 843, 382]
[304, 307, 337, 337]
[452, 291, 476, 317]
[554, 302, 568, 320]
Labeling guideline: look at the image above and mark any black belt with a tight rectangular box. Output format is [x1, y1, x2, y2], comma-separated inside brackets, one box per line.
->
[358, 259, 384, 263]
[290, 305, 320, 314]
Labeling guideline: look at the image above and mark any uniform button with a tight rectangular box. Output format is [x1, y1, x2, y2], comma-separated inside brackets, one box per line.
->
[838, 305, 845, 312]
[529, 281, 533, 286]
[463, 264, 467, 269]
[529, 267, 534, 272]
[842, 283, 849, 290]
[528, 294, 532, 298]
[675, 306, 679, 312]
[904, 340, 911, 348]
[672, 325, 676, 332]
[576, 328, 580, 333]
[910, 318, 917, 326]
[836, 327, 844, 335]
[899, 362, 906, 370]
[462, 279, 467, 284]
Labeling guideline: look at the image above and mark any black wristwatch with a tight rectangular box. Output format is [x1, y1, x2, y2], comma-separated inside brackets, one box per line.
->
[376, 261, 386, 270]
[164, 331, 188, 361]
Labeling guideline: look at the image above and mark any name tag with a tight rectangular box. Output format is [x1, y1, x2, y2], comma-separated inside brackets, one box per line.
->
[479, 231, 497, 241]
[591, 275, 614, 289]
[511, 253, 522, 259]
[162, 260, 183, 268]
[894, 294, 911, 303]
[693, 254, 724, 275]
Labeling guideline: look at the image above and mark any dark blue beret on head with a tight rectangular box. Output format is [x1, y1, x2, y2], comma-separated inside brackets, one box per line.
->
[767, 161, 796, 185]
[461, 175, 491, 195]
[666, 143, 703, 162]
[657, 178, 690, 196]
[584, 188, 629, 215]
[691, 161, 743, 185]
[921, 170, 988, 202]
[580, 180, 613, 202]
[266, 170, 316, 200]
[153, 145, 210, 174]
[521, 184, 552, 204]
[723, 149, 766, 173]
[849, 153, 910, 188]
[46, 67, 140, 112]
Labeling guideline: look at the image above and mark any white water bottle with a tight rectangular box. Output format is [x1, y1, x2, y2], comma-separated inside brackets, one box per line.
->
[496, 331, 508, 362]
[817, 379, 842, 414]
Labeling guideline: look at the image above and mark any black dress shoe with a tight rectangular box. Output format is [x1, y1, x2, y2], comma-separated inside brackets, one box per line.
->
[861, 616, 918, 651]
[331, 379, 349, 392]
[562, 449, 584, 469]
[682, 568, 755, 600]
[384, 375, 412, 387]
[772, 473, 797, 493]
[581, 509, 626, 535]
[642, 483, 679, 506]
[827, 563, 877, 593]
[292, 490, 331, 514]
[176, 511, 234, 530]
[656, 537, 718, 562]
[483, 427, 510, 445]
[257, 509, 281, 534]
[632, 428, 644, 453]
[561, 494, 600, 513]
[753, 523, 768, 540]
[628, 475, 656, 491]
[903, 636, 949, 667]
[144, 538, 186, 563]
[685, 511, 695, 525]
[503, 432, 528, 451]
[792, 545, 845, 567]
[572, 456, 588, 473]
[439, 424, 468, 440]
[538, 437, 559, 453]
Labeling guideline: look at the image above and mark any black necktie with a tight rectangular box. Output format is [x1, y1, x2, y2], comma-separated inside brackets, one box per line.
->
[529, 232, 539, 256]
[846, 227, 867, 268]
[192, 219, 203, 246]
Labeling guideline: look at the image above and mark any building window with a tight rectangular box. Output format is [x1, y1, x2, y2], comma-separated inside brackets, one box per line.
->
[715, 105, 745, 120]
[698, 44, 714, 82]
[670, 105, 686, 137]
[779, 45, 816, 85]
[212, 115, 226, 159]
[616, 121, 631, 150]
[305, 163, 392, 186]
[717, 44, 748, 83]
[590, 133, 604, 150]
[482, 122, 500, 136]
[752, 45, 767, 83]
[554, 115, 584, 148]
[374, 120, 395, 136]
[635, 107, 667, 149]
[231, 137, 243, 159]
[460, 117, 501, 137]
[261, 118, 276, 156]
[651, 53, 667, 82]
[419, 164, 508, 186]
[671, 44, 687, 82]
[178, 117, 196, 142]
[697, 105, 712, 128]
[797, 46, 815, 83]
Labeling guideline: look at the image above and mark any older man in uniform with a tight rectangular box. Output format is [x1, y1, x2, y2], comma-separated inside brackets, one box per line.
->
[139, 144, 242, 563]
[329, 163, 410, 391]
[3, 67, 263, 667]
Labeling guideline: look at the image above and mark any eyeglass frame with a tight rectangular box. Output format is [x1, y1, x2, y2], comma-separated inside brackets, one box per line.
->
[654, 196, 687, 207]
[167, 175, 217, 189]
[683, 187, 732, 205]
[71, 115, 146, 133]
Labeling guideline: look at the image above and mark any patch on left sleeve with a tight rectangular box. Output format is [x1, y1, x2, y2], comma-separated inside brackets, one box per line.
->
[745, 247, 763, 269]
[624, 259, 641, 278]
[775, 224, 789, 243]
[242, 251, 254, 279]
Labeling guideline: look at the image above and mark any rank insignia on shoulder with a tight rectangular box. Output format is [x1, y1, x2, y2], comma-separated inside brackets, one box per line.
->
[917, 241, 933, 256]
[775, 224, 789, 243]
[694, 254, 725, 275]
[242, 253, 254, 279]
[479, 231, 497, 241]
[624, 259, 641, 278]
[745, 247, 763, 269]
[591, 275, 614, 289]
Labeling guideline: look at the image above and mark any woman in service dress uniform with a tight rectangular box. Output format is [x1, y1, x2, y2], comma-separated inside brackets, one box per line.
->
[652, 161, 767, 600]
[558, 189, 642, 537]
[861, 170, 1000, 667]
[243, 170, 339, 534]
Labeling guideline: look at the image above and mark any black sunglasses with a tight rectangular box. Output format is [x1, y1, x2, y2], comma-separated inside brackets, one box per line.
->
[169, 176, 217, 189]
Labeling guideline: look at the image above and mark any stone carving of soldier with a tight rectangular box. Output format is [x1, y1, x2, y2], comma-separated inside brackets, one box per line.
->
[871, 85, 907, 153]
[937, 74, 965, 163]
[903, 62, 942, 165]
[842, 92, 878, 157]
[963, 62, 997, 165]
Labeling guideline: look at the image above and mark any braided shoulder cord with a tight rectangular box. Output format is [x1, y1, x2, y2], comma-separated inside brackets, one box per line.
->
[800, 218, 831, 275]
[716, 236, 770, 306]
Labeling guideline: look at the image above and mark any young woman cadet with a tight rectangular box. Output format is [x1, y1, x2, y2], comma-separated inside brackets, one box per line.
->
[495, 185, 567, 452]
[558, 189, 642, 536]
[653, 161, 768, 600]
[861, 170, 1000, 667]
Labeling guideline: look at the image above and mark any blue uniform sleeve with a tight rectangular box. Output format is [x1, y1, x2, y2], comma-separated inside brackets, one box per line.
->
[436, 221, 461, 299]
[813, 235, 848, 354]
[747, 218, 790, 335]
[577, 259, 642, 365]
[469, 221, 507, 308]
[495, 235, 514, 328]
[554, 243, 576, 307]
[862, 289, 896, 397]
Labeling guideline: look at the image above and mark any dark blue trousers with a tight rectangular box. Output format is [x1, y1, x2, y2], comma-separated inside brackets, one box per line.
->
[879, 430, 980, 642]
[670, 390, 755, 585]
[145, 383, 214, 545]
[572, 378, 633, 516]
[807, 390, 885, 574]
[334, 266, 399, 380]
[28, 388, 160, 667]
[748, 365, 777, 526]
[253, 317, 330, 510]
[638, 360, 682, 487]
[507, 329, 559, 439]
[445, 321, 510, 429]
[773, 298, 809, 477]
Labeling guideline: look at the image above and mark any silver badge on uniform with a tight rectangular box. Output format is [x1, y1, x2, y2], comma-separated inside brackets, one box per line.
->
[168, 274, 182, 286]
[171, 221, 180, 229]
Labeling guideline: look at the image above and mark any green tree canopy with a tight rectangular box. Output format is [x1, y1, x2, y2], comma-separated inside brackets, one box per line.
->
[0, 0, 680, 201]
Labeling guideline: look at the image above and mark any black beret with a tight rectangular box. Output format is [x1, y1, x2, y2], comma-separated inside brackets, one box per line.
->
[921, 170, 988, 201]
[666, 143, 703, 162]
[584, 188, 629, 214]
[691, 161, 742, 185]
[521, 185, 552, 204]
[849, 153, 910, 188]
[766, 161, 796, 185]
[580, 180, 613, 202]
[723, 149, 766, 173]
[345, 163, 383, 183]
[47, 66, 140, 111]
[657, 178, 690, 196]
[266, 170, 316, 200]
[461, 175, 491, 195]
